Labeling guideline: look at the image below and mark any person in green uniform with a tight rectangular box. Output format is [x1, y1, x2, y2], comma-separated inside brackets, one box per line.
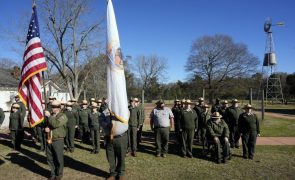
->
[44, 100, 68, 180]
[9, 103, 24, 151]
[180, 98, 186, 110]
[100, 105, 129, 180]
[193, 97, 205, 143]
[79, 100, 91, 144]
[200, 104, 211, 153]
[128, 98, 140, 157]
[172, 99, 181, 145]
[61, 101, 67, 112]
[150, 100, 174, 157]
[238, 104, 260, 160]
[14, 95, 26, 123]
[64, 102, 78, 152]
[135, 98, 145, 146]
[35, 101, 46, 152]
[47, 96, 56, 112]
[99, 97, 107, 113]
[0, 107, 5, 126]
[226, 99, 243, 148]
[206, 112, 231, 164]
[211, 98, 221, 114]
[89, 102, 101, 154]
[179, 99, 198, 158]
[219, 100, 229, 123]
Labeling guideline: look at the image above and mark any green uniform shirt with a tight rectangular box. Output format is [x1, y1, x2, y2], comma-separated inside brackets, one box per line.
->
[99, 104, 107, 113]
[193, 105, 204, 121]
[49, 112, 68, 139]
[0, 108, 5, 125]
[129, 106, 140, 127]
[218, 107, 228, 122]
[17, 101, 26, 120]
[89, 111, 101, 130]
[138, 105, 145, 125]
[172, 106, 181, 124]
[238, 113, 260, 134]
[9, 111, 23, 130]
[200, 111, 211, 128]
[207, 119, 229, 138]
[226, 106, 243, 127]
[64, 110, 78, 127]
[179, 108, 198, 130]
[79, 108, 90, 125]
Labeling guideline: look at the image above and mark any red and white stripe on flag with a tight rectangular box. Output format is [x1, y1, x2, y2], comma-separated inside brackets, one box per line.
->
[18, 5, 47, 127]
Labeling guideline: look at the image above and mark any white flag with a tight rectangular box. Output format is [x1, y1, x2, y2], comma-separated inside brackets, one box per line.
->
[106, 0, 129, 135]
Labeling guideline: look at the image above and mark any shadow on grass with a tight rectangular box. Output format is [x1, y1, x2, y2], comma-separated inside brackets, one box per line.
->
[264, 109, 295, 115]
[74, 143, 93, 152]
[5, 152, 50, 178]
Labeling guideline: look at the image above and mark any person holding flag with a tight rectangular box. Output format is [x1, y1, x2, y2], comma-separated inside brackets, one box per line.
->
[100, 1, 130, 179]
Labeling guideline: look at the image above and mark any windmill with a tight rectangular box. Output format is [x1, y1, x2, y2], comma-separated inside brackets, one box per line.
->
[262, 18, 284, 103]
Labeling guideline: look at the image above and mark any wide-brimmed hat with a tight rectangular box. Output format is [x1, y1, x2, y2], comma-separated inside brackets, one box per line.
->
[181, 98, 186, 103]
[51, 100, 61, 108]
[202, 104, 209, 108]
[156, 100, 165, 104]
[198, 97, 204, 102]
[49, 96, 56, 100]
[12, 103, 20, 109]
[211, 112, 222, 119]
[134, 98, 139, 102]
[66, 102, 73, 107]
[231, 99, 239, 103]
[82, 100, 88, 105]
[185, 99, 194, 104]
[91, 102, 98, 108]
[243, 104, 253, 109]
[90, 98, 95, 102]
[71, 98, 77, 102]
[61, 101, 67, 105]
[97, 99, 102, 103]
[174, 99, 180, 103]
[222, 100, 228, 104]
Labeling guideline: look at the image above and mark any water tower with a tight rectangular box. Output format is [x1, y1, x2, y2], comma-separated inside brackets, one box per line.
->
[262, 18, 284, 103]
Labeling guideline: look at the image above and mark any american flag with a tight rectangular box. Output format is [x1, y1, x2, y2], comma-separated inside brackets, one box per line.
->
[18, 5, 47, 127]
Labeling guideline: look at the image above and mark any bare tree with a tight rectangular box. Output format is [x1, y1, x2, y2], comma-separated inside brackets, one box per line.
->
[0, 58, 18, 69]
[132, 54, 168, 100]
[186, 34, 259, 102]
[40, 0, 103, 99]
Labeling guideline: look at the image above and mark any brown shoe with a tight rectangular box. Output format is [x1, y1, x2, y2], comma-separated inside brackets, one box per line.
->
[106, 176, 115, 180]
[119, 176, 126, 180]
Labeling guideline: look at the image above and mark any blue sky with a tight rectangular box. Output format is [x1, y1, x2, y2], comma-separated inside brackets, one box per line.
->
[0, 0, 294, 83]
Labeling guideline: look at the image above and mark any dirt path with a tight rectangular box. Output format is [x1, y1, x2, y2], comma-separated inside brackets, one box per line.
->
[263, 112, 295, 120]
[256, 137, 295, 145]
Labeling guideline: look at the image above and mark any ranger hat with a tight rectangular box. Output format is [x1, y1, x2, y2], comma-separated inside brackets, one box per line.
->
[12, 103, 20, 109]
[97, 99, 102, 103]
[134, 98, 139, 102]
[222, 100, 228, 104]
[174, 99, 180, 103]
[71, 98, 77, 102]
[61, 101, 67, 105]
[51, 100, 61, 108]
[211, 112, 222, 119]
[181, 98, 186, 103]
[49, 96, 56, 100]
[185, 99, 194, 104]
[156, 99, 165, 105]
[231, 99, 239, 103]
[90, 98, 95, 102]
[66, 102, 73, 107]
[202, 104, 209, 108]
[243, 104, 253, 109]
[91, 102, 98, 108]
[198, 97, 204, 102]
[82, 100, 88, 105]
[129, 98, 134, 102]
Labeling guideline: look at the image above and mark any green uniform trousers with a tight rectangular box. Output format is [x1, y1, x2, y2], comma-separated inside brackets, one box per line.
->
[46, 139, 64, 178]
[128, 126, 138, 152]
[181, 129, 194, 156]
[200, 127, 207, 150]
[155, 127, 170, 155]
[212, 137, 230, 161]
[91, 129, 100, 151]
[229, 126, 240, 148]
[137, 125, 143, 146]
[65, 126, 75, 149]
[10, 130, 24, 150]
[241, 132, 257, 158]
[106, 132, 128, 176]
[36, 126, 46, 150]
[79, 124, 90, 143]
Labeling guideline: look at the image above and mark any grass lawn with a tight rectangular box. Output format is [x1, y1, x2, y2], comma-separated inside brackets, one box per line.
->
[259, 115, 295, 137]
[0, 134, 294, 180]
